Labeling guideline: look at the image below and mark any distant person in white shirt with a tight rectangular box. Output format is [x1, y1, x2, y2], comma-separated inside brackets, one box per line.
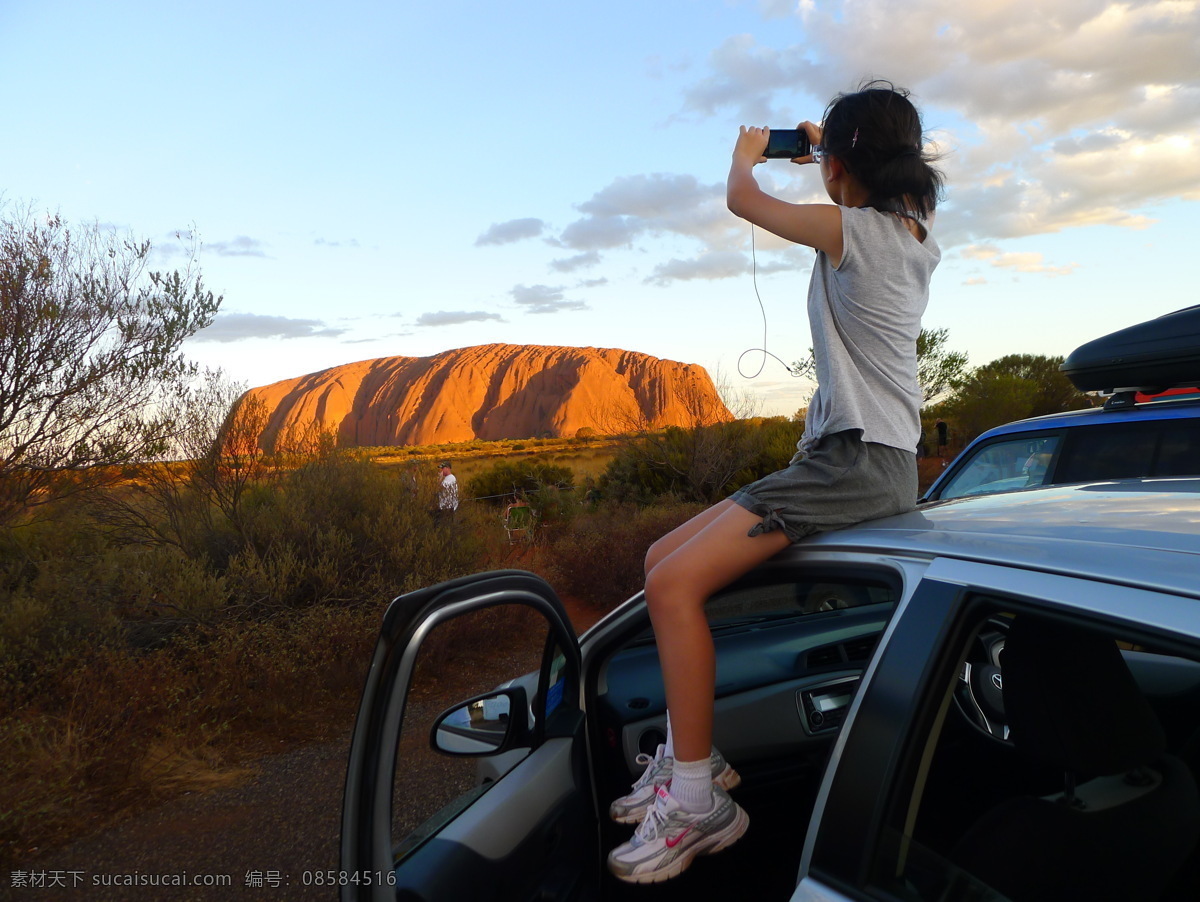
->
[437, 462, 459, 515]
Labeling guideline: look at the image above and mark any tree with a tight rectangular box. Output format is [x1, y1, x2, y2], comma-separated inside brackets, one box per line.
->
[939, 354, 1094, 443]
[790, 327, 968, 403]
[89, 372, 342, 559]
[916, 328, 969, 402]
[0, 209, 221, 523]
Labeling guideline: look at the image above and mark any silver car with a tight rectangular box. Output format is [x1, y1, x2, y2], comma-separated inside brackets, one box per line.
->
[342, 478, 1200, 901]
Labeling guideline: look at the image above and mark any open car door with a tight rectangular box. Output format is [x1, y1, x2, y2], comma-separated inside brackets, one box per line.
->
[341, 570, 594, 901]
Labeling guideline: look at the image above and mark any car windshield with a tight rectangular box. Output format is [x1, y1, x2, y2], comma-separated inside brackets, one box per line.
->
[937, 434, 1061, 501]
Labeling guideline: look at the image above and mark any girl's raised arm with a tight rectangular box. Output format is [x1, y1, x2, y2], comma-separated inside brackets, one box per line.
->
[726, 124, 844, 265]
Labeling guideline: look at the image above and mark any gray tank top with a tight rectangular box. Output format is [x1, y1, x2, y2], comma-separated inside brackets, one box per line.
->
[800, 205, 941, 453]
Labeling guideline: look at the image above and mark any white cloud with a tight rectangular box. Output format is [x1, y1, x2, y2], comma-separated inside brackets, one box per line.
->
[962, 244, 1078, 276]
[559, 215, 640, 250]
[510, 283, 589, 314]
[681, 34, 818, 124]
[548, 173, 751, 283]
[550, 251, 601, 272]
[564, 173, 737, 249]
[494, 2, 1199, 292]
[475, 217, 546, 246]
[191, 313, 346, 342]
[208, 236, 269, 257]
[647, 251, 752, 284]
[416, 310, 506, 326]
[681, 2, 1200, 248]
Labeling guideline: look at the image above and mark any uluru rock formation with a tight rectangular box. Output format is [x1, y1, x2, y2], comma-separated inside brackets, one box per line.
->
[246, 344, 732, 448]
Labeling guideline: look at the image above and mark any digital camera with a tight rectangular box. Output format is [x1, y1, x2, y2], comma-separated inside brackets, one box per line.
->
[763, 129, 811, 159]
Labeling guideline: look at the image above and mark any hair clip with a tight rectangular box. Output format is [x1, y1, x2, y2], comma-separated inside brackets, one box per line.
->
[851, 128, 860, 148]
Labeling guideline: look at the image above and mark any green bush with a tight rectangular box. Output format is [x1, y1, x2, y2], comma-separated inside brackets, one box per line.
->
[0, 450, 503, 865]
[226, 453, 487, 609]
[0, 513, 228, 665]
[466, 460, 575, 504]
[542, 501, 705, 612]
[0, 452, 495, 672]
[599, 418, 804, 505]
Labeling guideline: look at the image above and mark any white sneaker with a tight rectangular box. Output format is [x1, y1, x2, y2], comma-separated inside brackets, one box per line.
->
[608, 745, 741, 824]
[607, 783, 749, 883]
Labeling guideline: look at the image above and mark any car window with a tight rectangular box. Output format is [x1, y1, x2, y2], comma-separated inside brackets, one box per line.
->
[936, 434, 1060, 500]
[704, 573, 897, 625]
[1155, 420, 1200, 477]
[865, 601, 1200, 901]
[391, 604, 552, 861]
[1055, 422, 1161, 483]
[1054, 419, 1200, 484]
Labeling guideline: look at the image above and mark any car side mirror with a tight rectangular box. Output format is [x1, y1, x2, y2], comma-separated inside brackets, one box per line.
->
[429, 687, 530, 757]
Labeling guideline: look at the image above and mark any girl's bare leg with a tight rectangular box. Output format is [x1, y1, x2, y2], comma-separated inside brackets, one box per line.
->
[644, 499, 737, 577]
[644, 502, 790, 763]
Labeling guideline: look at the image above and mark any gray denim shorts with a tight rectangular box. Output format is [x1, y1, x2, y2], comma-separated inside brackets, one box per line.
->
[728, 429, 917, 543]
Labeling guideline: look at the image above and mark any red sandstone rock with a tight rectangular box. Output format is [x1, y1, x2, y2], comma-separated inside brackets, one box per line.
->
[246, 344, 732, 448]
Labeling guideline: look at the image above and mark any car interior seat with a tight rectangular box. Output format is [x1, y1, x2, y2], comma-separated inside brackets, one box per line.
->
[951, 615, 1200, 902]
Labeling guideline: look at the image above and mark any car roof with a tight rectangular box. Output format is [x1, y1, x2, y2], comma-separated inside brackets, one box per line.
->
[971, 393, 1200, 440]
[789, 478, 1200, 600]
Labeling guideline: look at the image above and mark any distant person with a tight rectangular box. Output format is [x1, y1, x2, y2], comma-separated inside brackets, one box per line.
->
[437, 462, 458, 517]
[936, 419, 948, 457]
[607, 79, 943, 885]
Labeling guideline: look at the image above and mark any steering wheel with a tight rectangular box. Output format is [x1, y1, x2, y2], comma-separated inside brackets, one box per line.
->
[954, 620, 1011, 742]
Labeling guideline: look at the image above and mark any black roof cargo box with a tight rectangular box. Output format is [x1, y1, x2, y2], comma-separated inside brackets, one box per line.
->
[1061, 305, 1200, 393]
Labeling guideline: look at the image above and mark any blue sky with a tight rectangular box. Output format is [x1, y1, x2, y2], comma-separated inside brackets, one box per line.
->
[3, 0, 1197, 416]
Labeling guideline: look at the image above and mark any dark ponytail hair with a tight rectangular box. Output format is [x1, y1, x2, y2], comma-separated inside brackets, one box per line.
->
[821, 79, 943, 220]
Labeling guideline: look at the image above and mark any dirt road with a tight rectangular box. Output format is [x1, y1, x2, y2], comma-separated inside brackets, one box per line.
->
[18, 738, 352, 901]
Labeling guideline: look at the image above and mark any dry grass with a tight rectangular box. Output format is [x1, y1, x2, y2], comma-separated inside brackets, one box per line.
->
[372, 441, 619, 488]
[0, 603, 382, 866]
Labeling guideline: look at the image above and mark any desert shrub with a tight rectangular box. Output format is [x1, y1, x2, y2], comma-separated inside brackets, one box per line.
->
[0, 602, 381, 865]
[226, 453, 487, 609]
[466, 460, 575, 504]
[0, 454, 495, 659]
[0, 449, 507, 865]
[600, 418, 804, 505]
[542, 501, 705, 612]
[0, 513, 228, 667]
[527, 484, 579, 530]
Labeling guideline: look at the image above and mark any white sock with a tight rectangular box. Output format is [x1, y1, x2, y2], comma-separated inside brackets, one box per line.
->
[664, 713, 674, 759]
[669, 757, 714, 813]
